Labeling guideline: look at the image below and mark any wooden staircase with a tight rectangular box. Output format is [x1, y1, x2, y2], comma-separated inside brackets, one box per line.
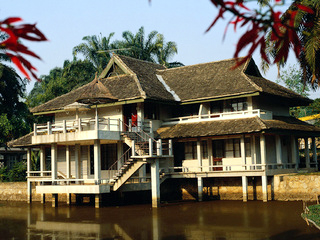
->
[107, 122, 172, 191]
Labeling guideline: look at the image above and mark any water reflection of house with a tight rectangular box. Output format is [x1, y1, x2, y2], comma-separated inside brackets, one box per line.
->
[8, 55, 320, 208]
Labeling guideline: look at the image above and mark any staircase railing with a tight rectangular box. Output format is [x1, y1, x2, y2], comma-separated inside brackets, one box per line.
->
[107, 147, 132, 180]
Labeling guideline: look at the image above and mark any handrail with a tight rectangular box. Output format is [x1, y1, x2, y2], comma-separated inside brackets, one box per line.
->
[107, 147, 132, 180]
[163, 109, 272, 123]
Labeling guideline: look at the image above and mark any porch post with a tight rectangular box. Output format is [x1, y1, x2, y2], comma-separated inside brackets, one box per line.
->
[117, 141, 123, 170]
[262, 175, 268, 202]
[275, 135, 282, 168]
[260, 134, 267, 170]
[151, 158, 160, 208]
[304, 137, 310, 169]
[242, 176, 248, 202]
[40, 146, 45, 177]
[51, 143, 57, 181]
[75, 144, 80, 180]
[291, 136, 298, 170]
[66, 145, 70, 179]
[197, 176, 203, 201]
[27, 147, 32, 204]
[312, 137, 317, 168]
[197, 140, 202, 171]
[251, 136, 257, 169]
[240, 136, 246, 169]
[207, 139, 213, 171]
[94, 140, 101, 183]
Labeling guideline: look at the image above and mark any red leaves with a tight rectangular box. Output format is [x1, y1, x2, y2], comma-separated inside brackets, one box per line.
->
[207, 1, 315, 69]
[0, 17, 47, 81]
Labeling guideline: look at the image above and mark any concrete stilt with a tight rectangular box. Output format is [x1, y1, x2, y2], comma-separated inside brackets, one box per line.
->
[151, 159, 160, 208]
[262, 175, 268, 202]
[52, 194, 58, 208]
[197, 176, 203, 201]
[27, 179, 32, 204]
[67, 193, 72, 205]
[242, 176, 248, 202]
[41, 194, 46, 204]
[95, 194, 102, 208]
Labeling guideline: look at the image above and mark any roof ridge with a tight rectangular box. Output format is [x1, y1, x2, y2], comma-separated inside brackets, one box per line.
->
[242, 72, 263, 92]
[255, 116, 268, 130]
[157, 57, 246, 72]
[116, 54, 165, 68]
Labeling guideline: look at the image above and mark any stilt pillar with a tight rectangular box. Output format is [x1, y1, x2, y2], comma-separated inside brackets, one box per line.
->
[262, 175, 268, 202]
[151, 158, 160, 208]
[304, 137, 310, 169]
[242, 176, 248, 202]
[67, 193, 72, 205]
[52, 194, 58, 208]
[27, 179, 32, 204]
[41, 194, 46, 204]
[312, 137, 317, 168]
[197, 176, 203, 201]
[95, 194, 102, 208]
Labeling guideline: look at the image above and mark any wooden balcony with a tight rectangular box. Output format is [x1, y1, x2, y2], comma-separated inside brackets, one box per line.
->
[162, 109, 273, 126]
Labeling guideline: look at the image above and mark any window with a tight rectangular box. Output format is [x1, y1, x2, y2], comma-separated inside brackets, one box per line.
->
[210, 101, 223, 114]
[224, 98, 248, 112]
[213, 140, 225, 158]
[185, 141, 197, 159]
[225, 139, 241, 158]
[101, 144, 118, 170]
[201, 140, 208, 159]
[245, 138, 251, 156]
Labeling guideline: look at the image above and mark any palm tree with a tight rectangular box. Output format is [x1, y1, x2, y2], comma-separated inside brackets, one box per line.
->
[116, 26, 159, 62]
[155, 33, 184, 68]
[262, 0, 320, 89]
[72, 33, 115, 72]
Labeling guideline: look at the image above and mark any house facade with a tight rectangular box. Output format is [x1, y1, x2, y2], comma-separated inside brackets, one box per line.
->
[9, 55, 320, 208]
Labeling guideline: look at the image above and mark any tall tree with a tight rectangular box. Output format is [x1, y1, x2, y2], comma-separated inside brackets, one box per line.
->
[116, 26, 159, 62]
[155, 34, 183, 68]
[27, 59, 96, 108]
[72, 33, 115, 72]
[0, 64, 31, 144]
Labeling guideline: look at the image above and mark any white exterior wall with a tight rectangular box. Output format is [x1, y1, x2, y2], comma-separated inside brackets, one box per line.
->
[55, 145, 90, 180]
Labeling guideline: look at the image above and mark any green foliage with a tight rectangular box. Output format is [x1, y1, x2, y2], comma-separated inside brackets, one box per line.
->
[73, 33, 115, 73]
[26, 59, 96, 108]
[302, 204, 320, 227]
[31, 150, 40, 171]
[277, 65, 310, 97]
[0, 166, 7, 182]
[7, 161, 26, 182]
[0, 64, 31, 144]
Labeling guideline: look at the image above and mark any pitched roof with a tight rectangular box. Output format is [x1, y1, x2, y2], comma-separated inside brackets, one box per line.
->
[76, 77, 117, 104]
[156, 58, 310, 105]
[156, 116, 320, 139]
[114, 55, 175, 101]
[7, 132, 33, 148]
[30, 55, 311, 114]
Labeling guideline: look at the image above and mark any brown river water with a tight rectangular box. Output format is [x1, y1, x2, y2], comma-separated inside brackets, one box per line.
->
[0, 200, 319, 240]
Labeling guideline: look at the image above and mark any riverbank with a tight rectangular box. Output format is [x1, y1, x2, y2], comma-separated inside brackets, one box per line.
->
[1, 173, 320, 203]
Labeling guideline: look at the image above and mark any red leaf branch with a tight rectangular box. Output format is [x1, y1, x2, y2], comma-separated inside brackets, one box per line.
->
[0, 17, 47, 81]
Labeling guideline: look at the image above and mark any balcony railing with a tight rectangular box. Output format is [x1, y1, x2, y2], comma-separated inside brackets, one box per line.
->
[163, 109, 273, 125]
[33, 118, 154, 136]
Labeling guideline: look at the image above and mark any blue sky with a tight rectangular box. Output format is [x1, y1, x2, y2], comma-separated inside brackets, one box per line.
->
[2, 0, 319, 98]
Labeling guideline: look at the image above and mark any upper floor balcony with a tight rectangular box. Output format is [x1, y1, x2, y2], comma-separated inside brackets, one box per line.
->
[162, 109, 273, 126]
[32, 117, 155, 144]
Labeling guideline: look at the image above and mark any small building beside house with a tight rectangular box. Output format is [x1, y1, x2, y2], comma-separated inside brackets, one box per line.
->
[8, 55, 320, 207]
